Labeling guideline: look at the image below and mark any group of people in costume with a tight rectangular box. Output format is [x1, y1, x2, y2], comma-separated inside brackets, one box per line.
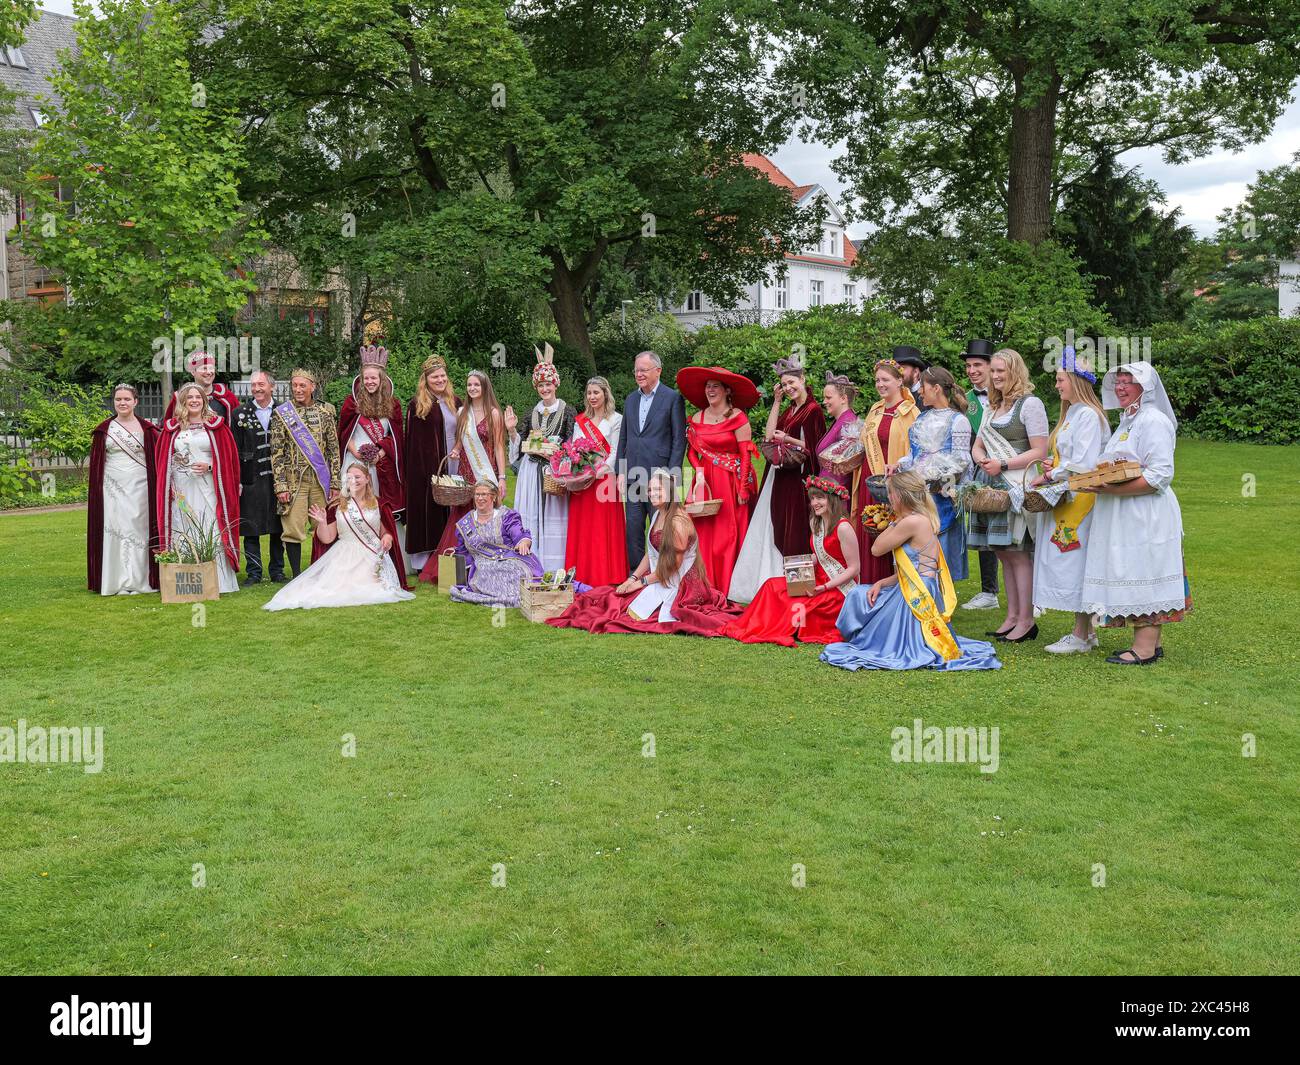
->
[86, 338, 1188, 669]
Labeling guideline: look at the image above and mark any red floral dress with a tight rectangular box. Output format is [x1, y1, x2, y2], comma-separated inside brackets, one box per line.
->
[686, 410, 757, 595]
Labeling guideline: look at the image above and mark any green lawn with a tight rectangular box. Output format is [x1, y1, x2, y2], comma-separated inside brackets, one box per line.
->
[1, 437, 1297, 975]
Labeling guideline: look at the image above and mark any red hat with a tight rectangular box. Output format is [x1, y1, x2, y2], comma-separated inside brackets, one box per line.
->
[675, 366, 760, 411]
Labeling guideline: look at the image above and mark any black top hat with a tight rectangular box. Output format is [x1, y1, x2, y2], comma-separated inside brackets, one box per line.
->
[962, 338, 994, 361]
[891, 345, 927, 369]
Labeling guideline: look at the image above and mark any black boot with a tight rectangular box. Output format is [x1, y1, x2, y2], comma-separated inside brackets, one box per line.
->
[285, 541, 302, 577]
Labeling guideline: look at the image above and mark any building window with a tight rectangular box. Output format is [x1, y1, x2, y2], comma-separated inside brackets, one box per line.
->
[4, 47, 27, 68]
[843, 284, 856, 304]
[809, 280, 823, 307]
[826, 230, 838, 257]
[775, 275, 788, 309]
[685, 290, 702, 312]
[274, 304, 329, 335]
[29, 109, 46, 128]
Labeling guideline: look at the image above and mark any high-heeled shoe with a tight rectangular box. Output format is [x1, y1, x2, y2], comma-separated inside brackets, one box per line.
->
[997, 623, 1039, 643]
[986, 626, 1016, 637]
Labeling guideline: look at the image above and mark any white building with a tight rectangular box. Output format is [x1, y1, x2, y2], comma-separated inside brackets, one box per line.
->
[668, 153, 872, 331]
[1280, 260, 1299, 318]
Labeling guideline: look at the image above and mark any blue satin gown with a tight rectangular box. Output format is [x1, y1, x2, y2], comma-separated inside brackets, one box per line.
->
[820, 545, 1002, 672]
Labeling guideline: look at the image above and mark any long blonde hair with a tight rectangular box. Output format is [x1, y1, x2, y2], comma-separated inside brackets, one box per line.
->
[584, 376, 616, 421]
[989, 349, 1035, 409]
[173, 382, 207, 421]
[456, 370, 504, 452]
[888, 469, 940, 533]
[414, 360, 459, 419]
[1050, 373, 1109, 454]
[331, 466, 378, 511]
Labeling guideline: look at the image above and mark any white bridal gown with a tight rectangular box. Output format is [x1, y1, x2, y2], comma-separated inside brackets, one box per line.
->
[264, 501, 415, 611]
[170, 426, 239, 593]
[100, 420, 153, 595]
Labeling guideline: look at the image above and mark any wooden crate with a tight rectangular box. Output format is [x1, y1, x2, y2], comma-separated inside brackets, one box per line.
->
[783, 553, 816, 596]
[519, 578, 574, 622]
[159, 561, 220, 603]
[1068, 460, 1143, 491]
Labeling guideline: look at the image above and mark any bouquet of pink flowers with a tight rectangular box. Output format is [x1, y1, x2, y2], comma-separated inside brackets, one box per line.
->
[356, 442, 382, 465]
[548, 436, 606, 486]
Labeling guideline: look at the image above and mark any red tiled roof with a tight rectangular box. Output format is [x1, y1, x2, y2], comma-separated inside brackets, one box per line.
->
[741, 153, 859, 270]
[740, 152, 797, 190]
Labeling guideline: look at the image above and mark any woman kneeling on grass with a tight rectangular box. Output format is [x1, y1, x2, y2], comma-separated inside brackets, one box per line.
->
[547, 468, 741, 636]
[448, 480, 545, 608]
[820, 470, 1001, 672]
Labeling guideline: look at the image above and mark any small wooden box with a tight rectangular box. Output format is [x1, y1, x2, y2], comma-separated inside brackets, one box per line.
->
[1068, 460, 1143, 491]
[159, 561, 219, 603]
[783, 553, 816, 596]
[519, 578, 575, 622]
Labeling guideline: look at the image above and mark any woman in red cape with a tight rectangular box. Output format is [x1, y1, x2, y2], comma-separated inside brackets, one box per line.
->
[722, 477, 861, 646]
[675, 366, 760, 594]
[338, 345, 406, 517]
[87, 384, 161, 593]
[155, 383, 242, 588]
[548, 469, 740, 636]
[563, 376, 628, 586]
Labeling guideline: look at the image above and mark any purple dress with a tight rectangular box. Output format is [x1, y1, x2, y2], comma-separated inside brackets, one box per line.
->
[450, 507, 545, 606]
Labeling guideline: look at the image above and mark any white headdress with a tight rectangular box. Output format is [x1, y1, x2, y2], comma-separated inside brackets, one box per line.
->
[1101, 361, 1176, 431]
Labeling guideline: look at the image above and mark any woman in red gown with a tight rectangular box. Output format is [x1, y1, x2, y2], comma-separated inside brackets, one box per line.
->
[675, 366, 760, 594]
[723, 477, 861, 646]
[548, 469, 741, 636]
[563, 376, 628, 586]
[853, 359, 919, 586]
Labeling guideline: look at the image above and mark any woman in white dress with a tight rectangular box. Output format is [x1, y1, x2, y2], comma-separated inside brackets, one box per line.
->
[265, 465, 415, 611]
[87, 384, 161, 595]
[156, 382, 241, 593]
[1080, 362, 1188, 665]
[1028, 349, 1111, 653]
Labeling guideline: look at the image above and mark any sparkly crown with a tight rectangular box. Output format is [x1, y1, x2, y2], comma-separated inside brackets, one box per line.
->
[359, 344, 389, 369]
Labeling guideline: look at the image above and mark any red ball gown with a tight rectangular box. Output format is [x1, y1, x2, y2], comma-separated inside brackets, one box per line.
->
[564, 412, 628, 586]
[722, 518, 857, 646]
[685, 411, 757, 595]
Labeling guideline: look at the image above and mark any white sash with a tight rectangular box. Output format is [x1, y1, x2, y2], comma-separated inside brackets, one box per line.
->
[107, 420, 147, 468]
[459, 416, 497, 486]
[813, 521, 856, 595]
[343, 501, 384, 556]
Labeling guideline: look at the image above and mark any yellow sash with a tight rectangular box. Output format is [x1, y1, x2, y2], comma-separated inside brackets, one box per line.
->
[893, 543, 960, 661]
[853, 396, 917, 518]
[1048, 433, 1094, 552]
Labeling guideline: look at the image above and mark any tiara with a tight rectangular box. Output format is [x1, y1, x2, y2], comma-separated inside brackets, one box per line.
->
[772, 356, 805, 376]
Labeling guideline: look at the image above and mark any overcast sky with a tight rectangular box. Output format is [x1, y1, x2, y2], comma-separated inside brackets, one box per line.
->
[39, 2, 1298, 238]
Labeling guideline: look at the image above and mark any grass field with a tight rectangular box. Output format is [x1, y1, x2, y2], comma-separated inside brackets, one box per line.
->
[1, 437, 1297, 975]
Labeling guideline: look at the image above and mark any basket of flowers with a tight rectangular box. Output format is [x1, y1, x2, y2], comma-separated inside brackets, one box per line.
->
[547, 436, 607, 496]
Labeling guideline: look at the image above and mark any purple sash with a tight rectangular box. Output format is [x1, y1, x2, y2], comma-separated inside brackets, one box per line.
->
[275, 401, 331, 497]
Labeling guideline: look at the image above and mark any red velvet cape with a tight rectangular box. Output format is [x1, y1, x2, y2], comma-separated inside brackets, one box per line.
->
[154, 414, 242, 571]
[310, 497, 409, 589]
[87, 417, 162, 592]
[162, 382, 240, 424]
[338, 394, 405, 513]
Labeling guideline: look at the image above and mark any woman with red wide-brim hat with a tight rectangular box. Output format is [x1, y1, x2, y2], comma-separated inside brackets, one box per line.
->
[674, 365, 760, 594]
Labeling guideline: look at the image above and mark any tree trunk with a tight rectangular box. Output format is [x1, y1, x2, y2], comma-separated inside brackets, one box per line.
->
[545, 252, 598, 375]
[1006, 68, 1061, 245]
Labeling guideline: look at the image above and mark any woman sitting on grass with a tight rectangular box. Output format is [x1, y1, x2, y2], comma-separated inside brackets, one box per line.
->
[821, 470, 1001, 672]
[448, 480, 545, 607]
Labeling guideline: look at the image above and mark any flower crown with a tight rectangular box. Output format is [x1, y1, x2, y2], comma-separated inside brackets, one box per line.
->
[805, 475, 849, 501]
[532, 342, 560, 387]
[1061, 345, 1096, 384]
[874, 358, 903, 374]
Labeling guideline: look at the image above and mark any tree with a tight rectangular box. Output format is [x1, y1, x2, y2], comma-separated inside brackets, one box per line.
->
[20, 0, 265, 382]
[1057, 154, 1196, 327]
[767, 1, 1300, 244]
[195, 0, 820, 369]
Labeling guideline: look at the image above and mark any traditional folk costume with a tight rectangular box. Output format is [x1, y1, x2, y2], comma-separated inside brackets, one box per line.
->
[1031, 350, 1111, 613]
[548, 514, 742, 636]
[264, 497, 412, 611]
[509, 345, 575, 573]
[966, 394, 1049, 551]
[161, 351, 240, 425]
[821, 536, 1001, 672]
[564, 410, 628, 587]
[87, 416, 161, 594]
[450, 506, 544, 607]
[723, 480, 857, 646]
[155, 413, 242, 593]
[270, 369, 341, 576]
[232, 396, 284, 582]
[896, 407, 973, 581]
[404, 356, 464, 571]
[1081, 362, 1190, 628]
[854, 375, 918, 584]
[729, 358, 826, 604]
[677, 366, 760, 595]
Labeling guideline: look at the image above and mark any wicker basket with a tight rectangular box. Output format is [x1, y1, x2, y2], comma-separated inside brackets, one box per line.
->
[684, 499, 723, 517]
[826, 450, 864, 475]
[519, 578, 574, 622]
[431, 457, 475, 507]
[542, 468, 567, 496]
[1022, 490, 1053, 513]
[864, 474, 890, 504]
[966, 487, 1011, 513]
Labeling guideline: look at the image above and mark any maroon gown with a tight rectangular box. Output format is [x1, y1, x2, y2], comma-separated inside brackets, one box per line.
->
[767, 398, 825, 556]
[404, 395, 462, 556]
[338, 394, 406, 515]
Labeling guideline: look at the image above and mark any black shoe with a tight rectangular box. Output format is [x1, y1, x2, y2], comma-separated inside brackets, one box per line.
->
[1106, 648, 1158, 666]
[1155, 646, 1164, 659]
[986, 627, 1016, 637]
[242, 576, 262, 586]
[998, 624, 1039, 643]
[270, 573, 288, 584]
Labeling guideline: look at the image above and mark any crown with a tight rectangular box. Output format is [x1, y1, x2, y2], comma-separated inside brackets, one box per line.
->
[772, 355, 805, 376]
[359, 344, 389, 369]
[804, 475, 849, 500]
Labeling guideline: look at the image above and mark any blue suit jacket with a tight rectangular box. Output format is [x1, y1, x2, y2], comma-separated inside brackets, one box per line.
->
[615, 384, 687, 480]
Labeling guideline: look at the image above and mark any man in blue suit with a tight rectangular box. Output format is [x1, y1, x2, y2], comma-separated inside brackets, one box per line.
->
[615, 350, 687, 569]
